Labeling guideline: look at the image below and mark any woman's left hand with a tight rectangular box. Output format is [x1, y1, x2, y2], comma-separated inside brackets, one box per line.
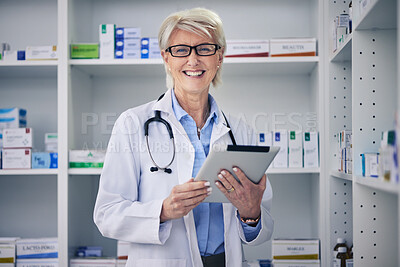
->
[215, 167, 266, 219]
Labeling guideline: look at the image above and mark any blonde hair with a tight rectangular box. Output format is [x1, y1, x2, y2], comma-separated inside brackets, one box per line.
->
[158, 7, 226, 89]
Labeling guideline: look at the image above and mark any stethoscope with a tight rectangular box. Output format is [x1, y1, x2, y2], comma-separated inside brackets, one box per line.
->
[144, 93, 237, 174]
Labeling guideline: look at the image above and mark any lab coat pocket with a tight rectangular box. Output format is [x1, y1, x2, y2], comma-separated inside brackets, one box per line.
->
[133, 258, 186, 267]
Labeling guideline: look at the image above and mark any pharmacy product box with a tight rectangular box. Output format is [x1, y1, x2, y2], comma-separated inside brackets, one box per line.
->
[16, 238, 58, 259]
[115, 50, 140, 59]
[270, 38, 316, 57]
[272, 239, 320, 260]
[69, 150, 106, 168]
[115, 27, 141, 39]
[70, 258, 116, 267]
[115, 38, 141, 51]
[26, 46, 57, 60]
[70, 44, 99, 59]
[99, 24, 115, 59]
[303, 132, 319, 168]
[16, 258, 58, 267]
[340, 130, 352, 149]
[257, 132, 272, 147]
[32, 152, 58, 169]
[225, 40, 269, 57]
[361, 153, 379, 177]
[272, 260, 320, 267]
[273, 131, 288, 168]
[17, 51, 25, 60]
[288, 130, 303, 168]
[117, 259, 127, 267]
[140, 38, 161, 59]
[0, 130, 3, 149]
[3, 128, 33, 148]
[0, 108, 27, 130]
[2, 149, 31, 169]
[0, 149, 2, 169]
[75, 246, 102, 257]
[117, 241, 129, 259]
[0, 244, 16, 264]
[45, 133, 58, 152]
[0, 264, 14, 267]
[3, 51, 17, 61]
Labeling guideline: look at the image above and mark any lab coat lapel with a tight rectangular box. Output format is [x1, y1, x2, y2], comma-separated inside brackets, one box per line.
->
[210, 109, 231, 146]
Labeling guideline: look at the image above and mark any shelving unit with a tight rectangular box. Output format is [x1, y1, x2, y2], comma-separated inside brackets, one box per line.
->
[325, 0, 399, 266]
[0, 0, 328, 265]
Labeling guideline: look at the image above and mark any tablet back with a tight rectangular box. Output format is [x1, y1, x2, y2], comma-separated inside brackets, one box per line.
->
[195, 145, 280, 203]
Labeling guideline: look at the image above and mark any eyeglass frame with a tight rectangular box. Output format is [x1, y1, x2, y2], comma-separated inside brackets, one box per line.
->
[165, 43, 221, 57]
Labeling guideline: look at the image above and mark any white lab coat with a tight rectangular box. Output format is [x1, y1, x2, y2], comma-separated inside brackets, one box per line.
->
[93, 88, 274, 267]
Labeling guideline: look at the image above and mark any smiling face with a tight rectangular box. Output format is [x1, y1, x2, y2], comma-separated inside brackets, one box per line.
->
[162, 29, 223, 97]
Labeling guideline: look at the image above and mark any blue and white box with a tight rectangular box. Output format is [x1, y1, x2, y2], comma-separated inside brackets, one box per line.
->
[16, 258, 58, 267]
[141, 38, 161, 59]
[115, 50, 140, 59]
[257, 132, 272, 146]
[75, 246, 102, 257]
[16, 238, 58, 259]
[115, 27, 141, 39]
[0, 108, 27, 130]
[273, 130, 288, 168]
[32, 152, 58, 169]
[115, 38, 141, 51]
[304, 131, 319, 168]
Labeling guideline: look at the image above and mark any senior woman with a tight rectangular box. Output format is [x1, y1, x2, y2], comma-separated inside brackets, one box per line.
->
[94, 7, 274, 267]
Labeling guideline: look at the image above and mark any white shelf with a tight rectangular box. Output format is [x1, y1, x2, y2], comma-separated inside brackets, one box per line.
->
[355, 0, 397, 30]
[354, 175, 400, 195]
[68, 168, 102, 175]
[331, 171, 353, 181]
[0, 61, 57, 78]
[330, 34, 352, 62]
[0, 169, 58, 175]
[0, 60, 58, 66]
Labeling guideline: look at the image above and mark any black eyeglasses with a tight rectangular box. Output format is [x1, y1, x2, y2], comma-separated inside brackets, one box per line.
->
[165, 43, 221, 57]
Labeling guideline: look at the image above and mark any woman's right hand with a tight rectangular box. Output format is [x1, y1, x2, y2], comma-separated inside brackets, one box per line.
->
[160, 179, 211, 222]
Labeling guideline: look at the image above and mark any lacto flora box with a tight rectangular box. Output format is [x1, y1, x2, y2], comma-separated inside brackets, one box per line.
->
[16, 238, 58, 259]
[16, 258, 58, 267]
[270, 38, 316, 57]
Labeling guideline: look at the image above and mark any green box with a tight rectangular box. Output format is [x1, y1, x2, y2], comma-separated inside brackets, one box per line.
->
[70, 43, 99, 59]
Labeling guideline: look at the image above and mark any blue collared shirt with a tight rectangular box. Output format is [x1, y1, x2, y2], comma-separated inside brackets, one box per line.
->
[171, 90, 261, 256]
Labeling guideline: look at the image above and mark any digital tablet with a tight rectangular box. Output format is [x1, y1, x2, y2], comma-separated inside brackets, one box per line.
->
[194, 145, 280, 203]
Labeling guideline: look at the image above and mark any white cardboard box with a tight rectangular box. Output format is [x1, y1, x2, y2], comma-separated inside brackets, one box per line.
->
[303, 132, 319, 168]
[272, 239, 320, 260]
[0, 244, 16, 264]
[273, 260, 320, 267]
[3, 128, 33, 148]
[16, 238, 58, 259]
[117, 241, 129, 259]
[225, 40, 269, 57]
[70, 258, 116, 267]
[2, 149, 31, 169]
[26, 46, 57, 60]
[69, 150, 106, 168]
[270, 38, 316, 57]
[273, 131, 288, 168]
[16, 258, 58, 267]
[288, 130, 303, 168]
[99, 24, 115, 59]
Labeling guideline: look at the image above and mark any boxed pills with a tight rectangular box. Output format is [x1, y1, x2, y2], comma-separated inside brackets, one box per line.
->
[16, 238, 58, 259]
[225, 40, 269, 57]
[2, 149, 31, 169]
[140, 38, 161, 59]
[270, 38, 316, 57]
[32, 152, 58, 169]
[0, 108, 27, 130]
[361, 153, 379, 177]
[272, 260, 320, 267]
[257, 132, 273, 147]
[117, 259, 127, 267]
[69, 150, 106, 168]
[26, 46, 57, 60]
[115, 50, 140, 59]
[115, 27, 141, 39]
[45, 133, 58, 152]
[303, 132, 319, 168]
[117, 241, 129, 260]
[70, 258, 116, 267]
[75, 246, 102, 257]
[3, 128, 33, 148]
[272, 239, 320, 260]
[115, 38, 141, 51]
[70, 44, 99, 59]
[289, 130, 303, 168]
[16, 258, 58, 267]
[99, 24, 115, 59]
[0, 244, 16, 264]
[273, 131, 288, 168]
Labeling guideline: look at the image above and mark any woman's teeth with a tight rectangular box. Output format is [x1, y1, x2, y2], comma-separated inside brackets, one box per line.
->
[184, 71, 204, 76]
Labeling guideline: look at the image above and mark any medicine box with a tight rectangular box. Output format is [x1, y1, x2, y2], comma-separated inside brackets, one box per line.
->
[117, 259, 127, 267]
[303, 132, 319, 168]
[140, 38, 161, 59]
[289, 130, 303, 168]
[270, 38, 316, 57]
[2, 149, 31, 169]
[70, 258, 116, 267]
[272, 239, 320, 260]
[115, 50, 140, 59]
[0, 244, 16, 264]
[26, 46, 57, 60]
[273, 131, 288, 168]
[69, 150, 106, 168]
[45, 133, 58, 152]
[0, 108, 27, 130]
[257, 132, 272, 147]
[75, 246, 102, 257]
[99, 24, 115, 59]
[16, 238, 58, 259]
[115, 27, 141, 39]
[16, 258, 58, 267]
[361, 153, 379, 177]
[0, 130, 3, 149]
[272, 260, 320, 267]
[32, 152, 58, 169]
[117, 241, 129, 259]
[225, 40, 269, 57]
[70, 44, 99, 59]
[3, 128, 33, 148]
[3, 51, 18, 61]
[115, 38, 141, 51]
